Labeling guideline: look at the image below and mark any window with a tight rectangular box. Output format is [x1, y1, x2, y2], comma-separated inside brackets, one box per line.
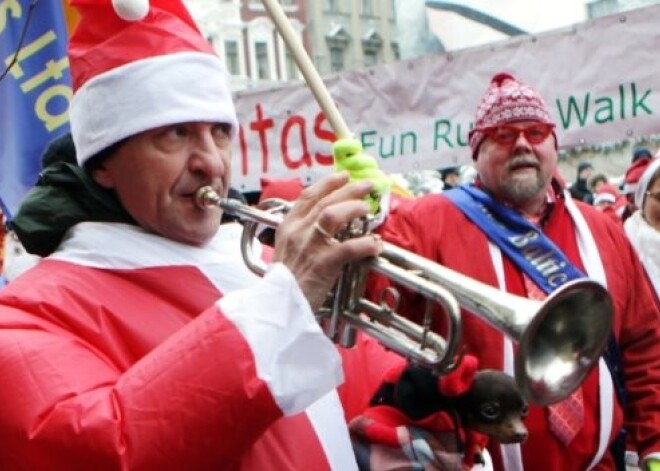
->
[330, 47, 344, 72]
[326, 26, 350, 72]
[391, 41, 400, 60]
[285, 50, 298, 80]
[362, 0, 372, 16]
[326, 0, 338, 12]
[255, 42, 270, 79]
[362, 30, 382, 65]
[364, 50, 377, 66]
[224, 40, 239, 75]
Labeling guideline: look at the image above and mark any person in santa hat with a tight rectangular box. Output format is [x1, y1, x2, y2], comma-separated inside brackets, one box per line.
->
[624, 156, 660, 301]
[621, 155, 655, 222]
[0, 1, 487, 469]
[368, 72, 660, 471]
[593, 182, 626, 223]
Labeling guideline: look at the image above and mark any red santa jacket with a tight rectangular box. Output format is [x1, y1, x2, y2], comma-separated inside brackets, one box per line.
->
[0, 222, 403, 470]
[373, 190, 660, 470]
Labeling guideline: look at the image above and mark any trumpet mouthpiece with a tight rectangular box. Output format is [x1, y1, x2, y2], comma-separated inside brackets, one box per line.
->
[195, 186, 220, 208]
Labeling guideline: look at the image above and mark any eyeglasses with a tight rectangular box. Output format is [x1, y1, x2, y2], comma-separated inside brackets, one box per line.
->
[646, 191, 660, 203]
[478, 123, 555, 146]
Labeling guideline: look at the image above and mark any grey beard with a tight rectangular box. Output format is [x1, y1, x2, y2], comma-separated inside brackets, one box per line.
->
[500, 154, 546, 203]
[500, 173, 545, 203]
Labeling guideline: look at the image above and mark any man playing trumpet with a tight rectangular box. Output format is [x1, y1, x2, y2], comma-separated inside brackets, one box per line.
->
[0, 0, 492, 469]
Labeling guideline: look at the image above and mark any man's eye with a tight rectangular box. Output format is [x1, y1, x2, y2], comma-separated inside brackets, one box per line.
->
[496, 130, 516, 141]
[172, 125, 189, 137]
[212, 123, 231, 138]
[211, 123, 232, 146]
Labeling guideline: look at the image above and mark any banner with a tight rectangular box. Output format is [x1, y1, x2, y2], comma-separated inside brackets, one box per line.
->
[231, 4, 660, 193]
[0, 0, 75, 219]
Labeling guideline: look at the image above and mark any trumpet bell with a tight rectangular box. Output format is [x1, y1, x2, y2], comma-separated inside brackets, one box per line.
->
[518, 279, 613, 406]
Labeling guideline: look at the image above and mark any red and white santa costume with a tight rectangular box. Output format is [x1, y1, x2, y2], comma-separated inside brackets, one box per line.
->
[0, 221, 405, 469]
[374, 184, 660, 470]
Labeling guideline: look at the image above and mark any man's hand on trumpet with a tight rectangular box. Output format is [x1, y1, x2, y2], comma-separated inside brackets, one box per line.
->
[272, 172, 384, 312]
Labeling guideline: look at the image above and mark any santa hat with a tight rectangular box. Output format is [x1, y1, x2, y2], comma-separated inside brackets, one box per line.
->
[593, 192, 616, 207]
[68, 0, 238, 166]
[634, 157, 660, 209]
[593, 182, 619, 207]
[259, 177, 304, 203]
[468, 73, 555, 160]
[622, 157, 653, 195]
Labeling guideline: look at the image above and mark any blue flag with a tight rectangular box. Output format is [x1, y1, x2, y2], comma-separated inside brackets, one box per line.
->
[0, 1, 72, 219]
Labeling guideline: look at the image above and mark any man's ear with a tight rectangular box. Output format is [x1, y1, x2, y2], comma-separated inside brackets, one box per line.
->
[90, 163, 116, 190]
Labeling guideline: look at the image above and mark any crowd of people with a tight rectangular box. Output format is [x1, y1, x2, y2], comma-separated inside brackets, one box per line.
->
[0, 1, 659, 470]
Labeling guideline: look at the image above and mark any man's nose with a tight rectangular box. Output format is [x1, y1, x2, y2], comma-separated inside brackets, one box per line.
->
[513, 130, 533, 149]
[189, 131, 226, 177]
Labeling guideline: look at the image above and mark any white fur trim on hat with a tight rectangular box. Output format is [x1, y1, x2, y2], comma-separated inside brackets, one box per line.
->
[70, 52, 238, 166]
[635, 158, 660, 209]
[594, 193, 616, 206]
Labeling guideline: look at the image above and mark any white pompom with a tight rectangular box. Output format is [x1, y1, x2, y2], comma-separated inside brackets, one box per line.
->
[112, 0, 150, 21]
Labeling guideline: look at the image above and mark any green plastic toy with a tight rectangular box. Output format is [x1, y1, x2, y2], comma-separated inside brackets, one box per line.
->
[332, 138, 391, 214]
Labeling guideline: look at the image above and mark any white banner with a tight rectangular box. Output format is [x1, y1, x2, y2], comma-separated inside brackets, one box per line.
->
[231, 4, 660, 193]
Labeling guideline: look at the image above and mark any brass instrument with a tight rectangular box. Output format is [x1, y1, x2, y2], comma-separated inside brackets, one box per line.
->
[196, 186, 614, 406]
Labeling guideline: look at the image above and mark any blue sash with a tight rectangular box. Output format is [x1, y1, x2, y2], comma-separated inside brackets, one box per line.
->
[443, 185, 585, 294]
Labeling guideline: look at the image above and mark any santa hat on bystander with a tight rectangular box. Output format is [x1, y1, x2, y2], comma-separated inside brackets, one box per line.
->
[68, 0, 238, 167]
[468, 73, 556, 160]
[622, 156, 654, 196]
[259, 177, 304, 203]
[593, 183, 619, 206]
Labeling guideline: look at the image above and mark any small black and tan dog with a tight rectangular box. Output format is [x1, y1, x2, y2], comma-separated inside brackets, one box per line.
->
[373, 364, 529, 444]
[352, 364, 529, 470]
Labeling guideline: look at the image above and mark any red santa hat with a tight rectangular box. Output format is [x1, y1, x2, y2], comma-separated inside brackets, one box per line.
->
[622, 156, 653, 195]
[468, 73, 555, 160]
[259, 177, 305, 203]
[593, 183, 619, 206]
[68, 0, 238, 166]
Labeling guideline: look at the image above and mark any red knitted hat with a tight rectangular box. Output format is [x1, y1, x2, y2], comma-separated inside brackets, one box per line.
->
[468, 73, 554, 160]
[622, 157, 653, 195]
[68, 0, 238, 166]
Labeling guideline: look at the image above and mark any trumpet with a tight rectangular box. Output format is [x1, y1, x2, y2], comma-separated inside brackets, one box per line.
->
[196, 186, 613, 406]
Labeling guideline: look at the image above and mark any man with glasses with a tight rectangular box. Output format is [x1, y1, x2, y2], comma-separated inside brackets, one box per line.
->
[369, 73, 660, 470]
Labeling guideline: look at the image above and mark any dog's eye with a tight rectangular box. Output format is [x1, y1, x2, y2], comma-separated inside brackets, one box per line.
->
[520, 404, 529, 418]
[479, 402, 502, 421]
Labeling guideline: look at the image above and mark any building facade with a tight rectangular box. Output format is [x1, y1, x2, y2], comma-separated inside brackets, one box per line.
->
[185, 0, 399, 90]
[305, 0, 398, 75]
[186, 0, 307, 91]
